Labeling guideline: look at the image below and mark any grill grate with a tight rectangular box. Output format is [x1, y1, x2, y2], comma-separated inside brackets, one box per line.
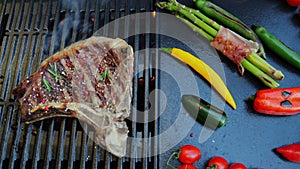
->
[0, 0, 160, 168]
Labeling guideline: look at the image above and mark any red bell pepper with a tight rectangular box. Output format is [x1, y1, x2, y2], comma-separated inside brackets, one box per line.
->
[250, 87, 300, 115]
[286, 0, 300, 7]
[275, 143, 300, 163]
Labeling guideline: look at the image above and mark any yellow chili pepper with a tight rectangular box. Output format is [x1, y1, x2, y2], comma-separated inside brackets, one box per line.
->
[161, 47, 236, 110]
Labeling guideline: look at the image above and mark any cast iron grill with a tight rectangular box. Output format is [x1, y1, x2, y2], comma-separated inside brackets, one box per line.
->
[0, 0, 160, 168]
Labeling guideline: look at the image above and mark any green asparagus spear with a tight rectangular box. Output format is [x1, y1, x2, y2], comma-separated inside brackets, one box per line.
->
[157, 2, 283, 79]
[156, 1, 283, 88]
[194, 0, 266, 59]
[174, 2, 221, 30]
[246, 52, 283, 80]
[157, 2, 218, 37]
[177, 15, 214, 41]
[169, 1, 278, 79]
[241, 59, 279, 88]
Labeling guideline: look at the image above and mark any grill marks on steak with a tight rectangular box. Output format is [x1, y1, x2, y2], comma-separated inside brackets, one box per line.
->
[13, 36, 134, 157]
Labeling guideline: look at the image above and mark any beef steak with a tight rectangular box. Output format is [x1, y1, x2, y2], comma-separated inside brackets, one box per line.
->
[13, 36, 134, 157]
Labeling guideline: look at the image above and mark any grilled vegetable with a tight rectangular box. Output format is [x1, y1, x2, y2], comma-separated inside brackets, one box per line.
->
[177, 145, 201, 164]
[207, 156, 229, 169]
[166, 145, 201, 169]
[161, 47, 236, 109]
[194, 0, 266, 59]
[252, 25, 300, 70]
[250, 87, 300, 115]
[182, 95, 228, 129]
[156, 1, 283, 88]
[275, 143, 300, 163]
[178, 164, 197, 169]
[286, 0, 300, 6]
[228, 163, 247, 169]
[240, 59, 279, 88]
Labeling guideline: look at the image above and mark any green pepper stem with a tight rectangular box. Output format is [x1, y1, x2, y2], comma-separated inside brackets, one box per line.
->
[248, 95, 256, 102]
[160, 47, 172, 54]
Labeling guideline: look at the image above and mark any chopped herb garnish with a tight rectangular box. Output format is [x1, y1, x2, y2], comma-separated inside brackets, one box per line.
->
[99, 67, 111, 82]
[43, 78, 52, 92]
[47, 62, 61, 82]
[107, 69, 112, 80]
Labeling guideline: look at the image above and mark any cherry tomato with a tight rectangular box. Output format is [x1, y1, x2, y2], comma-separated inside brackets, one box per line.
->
[207, 156, 229, 169]
[229, 163, 247, 169]
[177, 145, 201, 164]
[286, 0, 300, 6]
[177, 164, 197, 169]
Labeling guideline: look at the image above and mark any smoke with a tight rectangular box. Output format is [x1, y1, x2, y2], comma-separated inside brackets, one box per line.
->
[43, 0, 105, 55]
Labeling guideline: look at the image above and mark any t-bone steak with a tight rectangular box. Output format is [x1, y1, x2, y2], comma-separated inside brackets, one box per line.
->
[13, 36, 134, 157]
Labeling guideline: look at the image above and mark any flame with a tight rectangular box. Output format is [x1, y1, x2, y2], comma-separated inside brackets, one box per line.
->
[90, 17, 95, 22]
[151, 11, 156, 18]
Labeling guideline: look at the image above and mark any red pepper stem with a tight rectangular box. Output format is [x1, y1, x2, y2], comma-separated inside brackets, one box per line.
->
[166, 151, 180, 169]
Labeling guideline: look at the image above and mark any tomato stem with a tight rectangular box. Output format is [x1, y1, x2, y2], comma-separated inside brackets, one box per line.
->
[166, 151, 180, 169]
[206, 164, 217, 169]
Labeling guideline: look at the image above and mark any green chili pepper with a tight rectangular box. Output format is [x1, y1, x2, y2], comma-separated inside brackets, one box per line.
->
[252, 25, 300, 70]
[182, 95, 228, 129]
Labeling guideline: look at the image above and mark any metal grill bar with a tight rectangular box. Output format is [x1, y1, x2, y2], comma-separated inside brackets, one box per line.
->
[19, 124, 32, 169]
[55, 118, 66, 169]
[7, 106, 22, 169]
[0, 105, 13, 168]
[43, 120, 54, 169]
[130, 5, 140, 169]
[0, 14, 9, 47]
[66, 120, 76, 169]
